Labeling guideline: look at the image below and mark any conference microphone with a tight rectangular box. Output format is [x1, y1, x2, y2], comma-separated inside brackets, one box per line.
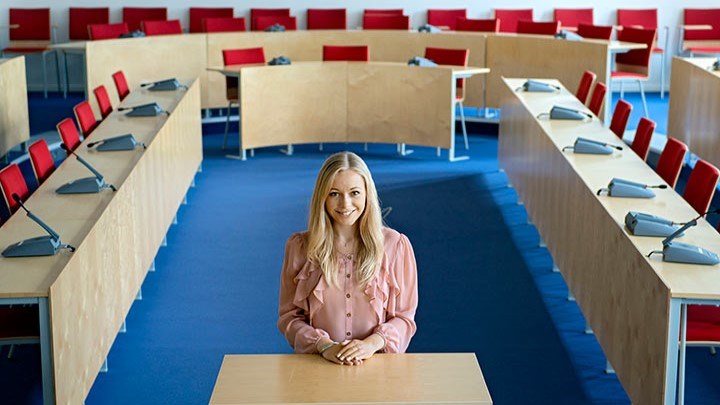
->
[562, 137, 623, 154]
[87, 134, 146, 151]
[516, 80, 561, 93]
[537, 106, 593, 121]
[596, 178, 666, 198]
[140, 78, 188, 91]
[2, 193, 76, 257]
[57, 144, 116, 194]
[118, 103, 169, 117]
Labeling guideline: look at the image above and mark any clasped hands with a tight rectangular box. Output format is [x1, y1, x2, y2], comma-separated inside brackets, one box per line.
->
[319, 334, 384, 366]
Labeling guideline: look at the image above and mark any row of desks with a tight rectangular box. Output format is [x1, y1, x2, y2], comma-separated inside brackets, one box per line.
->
[0, 79, 202, 403]
[498, 77, 720, 404]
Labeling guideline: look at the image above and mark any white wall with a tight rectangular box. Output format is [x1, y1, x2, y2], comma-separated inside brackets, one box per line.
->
[2, 0, 719, 93]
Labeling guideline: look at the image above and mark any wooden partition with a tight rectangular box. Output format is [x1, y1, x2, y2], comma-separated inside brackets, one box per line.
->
[668, 57, 720, 167]
[0, 80, 202, 403]
[499, 77, 720, 404]
[0, 57, 30, 157]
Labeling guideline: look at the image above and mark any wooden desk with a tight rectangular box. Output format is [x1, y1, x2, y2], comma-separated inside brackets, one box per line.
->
[498, 78, 720, 405]
[209, 62, 489, 161]
[0, 56, 30, 158]
[668, 57, 720, 167]
[0, 79, 202, 404]
[210, 353, 492, 405]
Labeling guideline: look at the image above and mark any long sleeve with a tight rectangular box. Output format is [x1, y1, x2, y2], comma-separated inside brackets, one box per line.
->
[374, 233, 418, 353]
[277, 234, 330, 353]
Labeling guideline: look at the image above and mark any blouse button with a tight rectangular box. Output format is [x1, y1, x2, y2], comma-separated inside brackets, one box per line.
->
[346, 274, 351, 278]
[346, 332, 351, 337]
[346, 293, 351, 299]
[346, 313, 351, 317]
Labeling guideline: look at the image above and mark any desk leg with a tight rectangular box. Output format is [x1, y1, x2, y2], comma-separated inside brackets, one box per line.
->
[664, 298, 681, 405]
[39, 297, 56, 405]
[399, 144, 413, 156]
[678, 303, 688, 405]
[603, 51, 612, 126]
[225, 116, 247, 160]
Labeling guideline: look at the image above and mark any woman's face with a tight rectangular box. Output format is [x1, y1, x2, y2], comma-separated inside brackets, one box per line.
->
[325, 170, 367, 229]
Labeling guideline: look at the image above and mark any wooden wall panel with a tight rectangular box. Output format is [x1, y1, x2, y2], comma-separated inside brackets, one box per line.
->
[0, 57, 30, 157]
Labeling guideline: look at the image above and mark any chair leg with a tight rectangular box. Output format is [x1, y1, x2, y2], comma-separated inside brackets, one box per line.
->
[63, 51, 69, 99]
[458, 101, 468, 150]
[660, 52, 666, 99]
[41, 52, 48, 98]
[54, 50, 62, 94]
[7, 344, 15, 359]
[222, 102, 233, 150]
[638, 80, 649, 118]
[619, 81, 624, 99]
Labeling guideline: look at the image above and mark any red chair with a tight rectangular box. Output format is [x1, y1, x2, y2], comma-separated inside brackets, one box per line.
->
[253, 16, 297, 31]
[88, 22, 130, 40]
[204, 17, 246, 33]
[2, 8, 60, 98]
[576, 70, 596, 104]
[617, 9, 669, 98]
[69, 7, 109, 40]
[682, 160, 720, 214]
[74, 101, 99, 137]
[682, 9, 720, 56]
[142, 20, 182, 36]
[576, 23, 613, 40]
[456, 18, 500, 33]
[630, 118, 655, 161]
[655, 138, 688, 188]
[494, 9, 533, 33]
[307, 9, 347, 30]
[221, 48, 266, 149]
[28, 139, 55, 185]
[425, 47, 470, 150]
[57, 118, 82, 153]
[250, 8, 290, 31]
[93, 85, 113, 119]
[122, 7, 167, 32]
[113, 71, 130, 101]
[517, 21, 561, 36]
[427, 9, 467, 31]
[612, 27, 656, 117]
[609, 100, 632, 138]
[0, 306, 40, 359]
[364, 9, 404, 16]
[587, 82, 607, 117]
[363, 15, 410, 30]
[0, 164, 30, 215]
[554, 8, 593, 31]
[189, 7, 233, 33]
[323, 45, 370, 62]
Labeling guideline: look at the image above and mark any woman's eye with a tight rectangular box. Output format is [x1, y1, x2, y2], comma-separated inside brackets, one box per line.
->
[329, 192, 338, 197]
[351, 191, 360, 196]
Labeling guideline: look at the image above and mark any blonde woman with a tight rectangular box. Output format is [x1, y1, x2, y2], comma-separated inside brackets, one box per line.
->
[277, 152, 418, 365]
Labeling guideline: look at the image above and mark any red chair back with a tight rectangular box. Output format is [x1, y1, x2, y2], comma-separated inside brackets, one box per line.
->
[617, 9, 658, 30]
[575, 70, 596, 104]
[656, 138, 688, 188]
[28, 139, 55, 185]
[427, 9, 467, 30]
[74, 101, 99, 137]
[223, 48, 266, 66]
[9, 8, 51, 41]
[323, 45, 369, 62]
[122, 7, 167, 32]
[69, 7, 109, 40]
[307, 9, 347, 30]
[683, 160, 720, 214]
[364, 9, 404, 16]
[189, 7, 233, 33]
[576, 23, 613, 40]
[113, 71, 130, 101]
[253, 16, 297, 31]
[93, 85, 113, 119]
[143, 20, 182, 36]
[615, 27, 656, 72]
[204, 17, 246, 33]
[683, 9, 720, 41]
[494, 9, 533, 33]
[57, 118, 82, 153]
[425, 47, 469, 98]
[631, 118, 655, 161]
[89, 22, 130, 40]
[0, 164, 29, 215]
[363, 15, 410, 30]
[517, 21, 561, 36]
[456, 18, 500, 33]
[609, 100, 632, 138]
[587, 82, 607, 117]
[250, 8, 291, 31]
[554, 8, 593, 30]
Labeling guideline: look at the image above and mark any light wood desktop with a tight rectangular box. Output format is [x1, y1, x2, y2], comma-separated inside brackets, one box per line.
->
[0, 80, 202, 404]
[668, 57, 720, 168]
[499, 78, 720, 405]
[210, 353, 492, 405]
[0, 57, 30, 158]
[208, 62, 489, 161]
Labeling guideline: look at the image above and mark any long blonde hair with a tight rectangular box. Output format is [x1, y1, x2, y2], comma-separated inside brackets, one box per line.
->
[307, 152, 384, 288]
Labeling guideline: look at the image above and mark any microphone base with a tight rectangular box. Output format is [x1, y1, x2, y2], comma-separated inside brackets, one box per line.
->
[96, 134, 140, 151]
[574, 139, 613, 154]
[148, 79, 183, 91]
[56, 177, 104, 194]
[2, 235, 59, 257]
[625, 212, 680, 237]
[525, 80, 557, 92]
[608, 184, 656, 198]
[664, 242, 720, 265]
[125, 103, 163, 117]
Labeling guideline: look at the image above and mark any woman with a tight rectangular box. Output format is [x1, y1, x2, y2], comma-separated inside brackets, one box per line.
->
[277, 152, 418, 365]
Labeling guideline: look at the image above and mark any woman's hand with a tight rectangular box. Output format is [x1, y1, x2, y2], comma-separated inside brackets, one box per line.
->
[336, 334, 385, 363]
[320, 342, 351, 365]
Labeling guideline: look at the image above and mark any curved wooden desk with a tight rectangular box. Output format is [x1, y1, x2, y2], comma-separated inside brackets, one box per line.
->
[0, 57, 29, 158]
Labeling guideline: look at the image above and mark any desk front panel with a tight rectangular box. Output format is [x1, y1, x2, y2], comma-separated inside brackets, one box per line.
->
[0, 57, 30, 157]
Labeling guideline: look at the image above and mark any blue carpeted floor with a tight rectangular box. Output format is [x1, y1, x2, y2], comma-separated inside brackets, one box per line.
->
[2, 91, 720, 404]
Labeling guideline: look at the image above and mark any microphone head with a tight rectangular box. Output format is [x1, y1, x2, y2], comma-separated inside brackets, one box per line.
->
[60, 143, 69, 152]
[11, 193, 21, 203]
[658, 185, 668, 189]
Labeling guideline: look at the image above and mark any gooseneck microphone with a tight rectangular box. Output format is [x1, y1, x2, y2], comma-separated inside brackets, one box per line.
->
[646, 208, 720, 265]
[562, 137, 624, 154]
[87, 134, 146, 151]
[1, 194, 76, 257]
[57, 144, 116, 194]
[118, 103, 169, 117]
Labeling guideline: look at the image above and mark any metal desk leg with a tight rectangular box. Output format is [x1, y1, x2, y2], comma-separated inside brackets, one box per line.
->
[39, 297, 56, 405]
[678, 303, 688, 405]
[664, 298, 681, 405]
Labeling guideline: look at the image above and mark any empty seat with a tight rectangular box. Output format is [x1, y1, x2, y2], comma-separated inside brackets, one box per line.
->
[609, 100, 632, 138]
[250, 8, 290, 31]
[93, 85, 113, 119]
[203, 17, 246, 33]
[587, 82, 607, 117]
[576, 23, 613, 40]
[113, 71, 130, 101]
[427, 9, 467, 30]
[189, 7, 233, 33]
[323, 45, 370, 62]
[363, 14, 410, 30]
[73, 101, 99, 137]
[494, 9, 533, 33]
[554, 8, 593, 31]
[456, 18, 500, 33]
[516, 20, 561, 36]
[655, 138, 688, 188]
[575, 70, 596, 104]
[28, 139, 55, 185]
[56, 118, 82, 153]
[630, 118, 655, 161]
[682, 160, 720, 214]
[122, 7, 167, 32]
[88, 22, 130, 40]
[253, 16, 297, 31]
[425, 47, 470, 150]
[142, 20, 182, 36]
[307, 9, 347, 30]
[0, 164, 30, 215]
[69, 7, 109, 41]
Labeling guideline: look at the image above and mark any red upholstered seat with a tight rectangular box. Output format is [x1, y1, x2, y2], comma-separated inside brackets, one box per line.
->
[609, 100, 632, 138]
[655, 138, 688, 188]
[576, 23, 613, 40]
[113, 71, 130, 101]
[323, 45, 370, 62]
[575, 70, 596, 104]
[57, 118, 82, 154]
[687, 46, 720, 54]
[204, 17, 246, 33]
[364, 9, 404, 16]
[687, 306, 720, 343]
[494, 9, 533, 33]
[2, 47, 47, 53]
[73, 101, 99, 137]
[123, 7, 167, 32]
[307, 9, 347, 30]
[683, 8, 720, 51]
[517, 20, 561, 36]
[630, 118, 655, 161]
[28, 139, 55, 185]
[253, 16, 297, 31]
[0, 164, 30, 215]
[93, 85, 113, 119]
[554, 8, 593, 31]
[682, 160, 720, 214]
[250, 8, 290, 31]
[425, 47, 470, 149]
[142, 20, 182, 36]
[221, 48, 266, 149]
[189, 7, 233, 33]
[427, 9, 467, 30]
[69, 7, 109, 40]
[456, 18, 500, 33]
[88, 22, 130, 40]
[587, 82, 607, 117]
[611, 71, 648, 79]
[612, 26, 657, 117]
[363, 15, 410, 30]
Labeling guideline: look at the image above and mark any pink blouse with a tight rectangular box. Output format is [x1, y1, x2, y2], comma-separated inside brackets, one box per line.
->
[277, 227, 418, 353]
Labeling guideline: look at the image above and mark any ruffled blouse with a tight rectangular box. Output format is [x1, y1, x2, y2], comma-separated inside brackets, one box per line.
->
[277, 227, 418, 354]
